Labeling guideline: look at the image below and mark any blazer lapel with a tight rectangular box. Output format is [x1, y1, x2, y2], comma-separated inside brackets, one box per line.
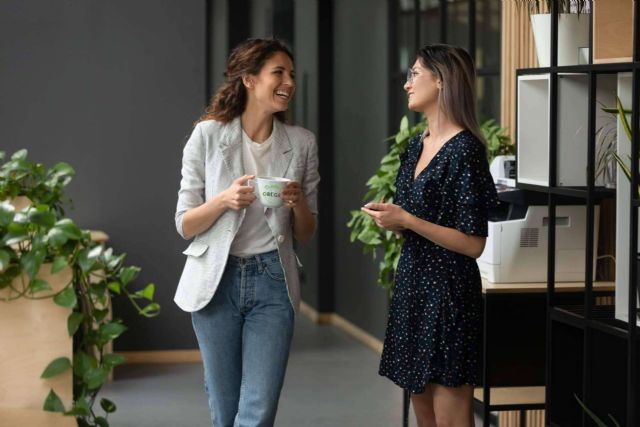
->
[219, 117, 244, 179]
[268, 120, 293, 179]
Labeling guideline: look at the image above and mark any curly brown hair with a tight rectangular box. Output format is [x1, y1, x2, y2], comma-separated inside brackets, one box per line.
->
[199, 38, 294, 124]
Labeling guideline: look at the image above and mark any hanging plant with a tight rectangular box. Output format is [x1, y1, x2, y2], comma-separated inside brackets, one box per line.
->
[0, 149, 160, 427]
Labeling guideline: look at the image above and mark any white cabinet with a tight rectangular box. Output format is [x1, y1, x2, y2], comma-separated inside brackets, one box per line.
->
[614, 72, 640, 325]
[517, 73, 617, 187]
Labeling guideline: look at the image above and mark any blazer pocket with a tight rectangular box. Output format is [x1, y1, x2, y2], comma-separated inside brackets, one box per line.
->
[182, 241, 209, 257]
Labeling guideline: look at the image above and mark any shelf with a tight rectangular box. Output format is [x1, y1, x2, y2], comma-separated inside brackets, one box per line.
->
[517, 62, 639, 75]
[550, 305, 636, 339]
[473, 386, 545, 411]
[515, 182, 617, 200]
[517, 73, 618, 188]
[549, 186, 616, 199]
[482, 279, 615, 295]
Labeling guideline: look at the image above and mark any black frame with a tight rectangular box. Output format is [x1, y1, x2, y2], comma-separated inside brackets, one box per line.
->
[387, 0, 501, 137]
[514, 2, 640, 426]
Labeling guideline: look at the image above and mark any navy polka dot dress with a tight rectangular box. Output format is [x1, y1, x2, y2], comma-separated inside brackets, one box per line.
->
[379, 130, 498, 393]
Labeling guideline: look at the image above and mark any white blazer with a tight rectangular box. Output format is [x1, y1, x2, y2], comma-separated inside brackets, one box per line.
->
[174, 117, 320, 313]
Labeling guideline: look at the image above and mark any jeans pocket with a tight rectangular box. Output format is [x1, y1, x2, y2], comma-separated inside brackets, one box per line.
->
[263, 260, 286, 282]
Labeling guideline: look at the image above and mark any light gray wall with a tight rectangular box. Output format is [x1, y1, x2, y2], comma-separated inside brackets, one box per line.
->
[333, 0, 390, 339]
[293, 0, 320, 308]
[0, 0, 205, 350]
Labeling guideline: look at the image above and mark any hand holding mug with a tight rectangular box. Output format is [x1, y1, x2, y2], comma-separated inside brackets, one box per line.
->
[222, 175, 256, 210]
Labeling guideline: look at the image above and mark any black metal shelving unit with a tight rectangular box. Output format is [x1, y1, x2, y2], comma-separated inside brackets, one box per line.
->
[515, 2, 640, 426]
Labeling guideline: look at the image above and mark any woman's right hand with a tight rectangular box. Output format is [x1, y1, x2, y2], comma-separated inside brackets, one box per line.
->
[221, 175, 256, 210]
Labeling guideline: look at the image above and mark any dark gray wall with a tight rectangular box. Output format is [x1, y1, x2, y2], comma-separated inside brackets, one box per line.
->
[333, 0, 390, 339]
[210, 0, 228, 94]
[293, 0, 320, 309]
[0, 0, 205, 351]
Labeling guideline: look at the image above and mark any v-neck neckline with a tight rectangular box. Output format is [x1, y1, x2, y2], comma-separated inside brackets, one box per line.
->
[412, 130, 466, 182]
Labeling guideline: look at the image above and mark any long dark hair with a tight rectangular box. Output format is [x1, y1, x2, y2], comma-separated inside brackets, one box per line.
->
[199, 38, 293, 123]
[417, 44, 484, 144]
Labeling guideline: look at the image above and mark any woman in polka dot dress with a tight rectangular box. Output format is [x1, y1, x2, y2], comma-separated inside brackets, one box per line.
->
[362, 44, 498, 426]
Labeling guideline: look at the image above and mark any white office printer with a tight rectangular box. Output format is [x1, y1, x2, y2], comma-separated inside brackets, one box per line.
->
[477, 156, 599, 283]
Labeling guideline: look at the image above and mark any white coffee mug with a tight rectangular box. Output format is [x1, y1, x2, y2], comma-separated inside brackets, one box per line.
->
[248, 176, 291, 208]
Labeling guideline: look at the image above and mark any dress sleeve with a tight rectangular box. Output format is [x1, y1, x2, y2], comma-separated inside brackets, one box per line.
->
[446, 138, 498, 237]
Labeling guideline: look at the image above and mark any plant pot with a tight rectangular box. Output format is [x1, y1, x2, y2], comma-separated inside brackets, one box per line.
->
[0, 266, 73, 410]
[530, 13, 590, 67]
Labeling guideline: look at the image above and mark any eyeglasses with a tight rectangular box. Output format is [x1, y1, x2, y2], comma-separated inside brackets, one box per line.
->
[406, 69, 419, 84]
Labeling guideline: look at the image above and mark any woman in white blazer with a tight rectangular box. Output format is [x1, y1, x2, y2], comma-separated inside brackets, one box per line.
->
[174, 38, 319, 427]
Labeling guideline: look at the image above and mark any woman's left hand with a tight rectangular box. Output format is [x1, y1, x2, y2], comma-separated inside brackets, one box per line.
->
[361, 202, 409, 232]
[281, 181, 305, 209]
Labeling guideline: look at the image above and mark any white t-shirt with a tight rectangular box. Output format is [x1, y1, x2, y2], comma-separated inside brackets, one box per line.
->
[228, 128, 278, 257]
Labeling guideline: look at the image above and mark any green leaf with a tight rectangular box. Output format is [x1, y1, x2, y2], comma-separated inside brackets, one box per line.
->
[609, 414, 622, 427]
[575, 394, 608, 427]
[28, 208, 56, 228]
[120, 266, 140, 286]
[2, 230, 30, 246]
[99, 322, 127, 342]
[64, 399, 90, 417]
[135, 283, 155, 301]
[48, 162, 75, 186]
[53, 287, 77, 308]
[0, 249, 10, 271]
[140, 302, 161, 317]
[103, 353, 126, 368]
[100, 398, 117, 413]
[107, 281, 121, 295]
[46, 227, 68, 247]
[85, 366, 109, 390]
[617, 96, 633, 142]
[41, 357, 72, 378]
[95, 417, 110, 427]
[54, 218, 82, 240]
[11, 149, 28, 161]
[51, 256, 68, 274]
[73, 351, 96, 377]
[43, 389, 65, 413]
[0, 202, 15, 227]
[30, 278, 51, 294]
[20, 248, 46, 280]
[67, 312, 84, 336]
[77, 248, 98, 273]
[94, 308, 110, 323]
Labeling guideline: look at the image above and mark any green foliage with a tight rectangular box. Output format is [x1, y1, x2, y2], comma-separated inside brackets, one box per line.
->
[575, 394, 621, 427]
[0, 149, 160, 427]
[603, 97, 639, 196]
[483, 119, 514, 165]
[346, 117, 510, 291]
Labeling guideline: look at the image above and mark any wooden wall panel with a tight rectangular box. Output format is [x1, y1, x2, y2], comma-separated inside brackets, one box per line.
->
[498, 409, 545, 427]
[500, 1, 538, 141]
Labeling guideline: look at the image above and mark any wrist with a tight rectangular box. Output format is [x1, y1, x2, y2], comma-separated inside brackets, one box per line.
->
[401, 210, 412, 229]
[213, 192, 229, 211]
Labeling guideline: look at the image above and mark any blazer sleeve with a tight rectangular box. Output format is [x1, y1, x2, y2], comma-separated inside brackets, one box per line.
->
[302, 132, 320, 216]
[175, 123, 206, 239]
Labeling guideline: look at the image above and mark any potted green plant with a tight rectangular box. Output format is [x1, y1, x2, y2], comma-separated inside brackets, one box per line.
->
[0, 149, 160, 427]
[346, 117, 512, 290]
[515, 0, 591, 67]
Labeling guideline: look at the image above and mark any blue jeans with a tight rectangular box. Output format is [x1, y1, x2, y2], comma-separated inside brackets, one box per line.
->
[191, 250, 295, 427]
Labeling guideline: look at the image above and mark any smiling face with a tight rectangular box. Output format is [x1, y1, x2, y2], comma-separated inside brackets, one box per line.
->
[404, 58, 441, 113]
[244, 51, 295, 115]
